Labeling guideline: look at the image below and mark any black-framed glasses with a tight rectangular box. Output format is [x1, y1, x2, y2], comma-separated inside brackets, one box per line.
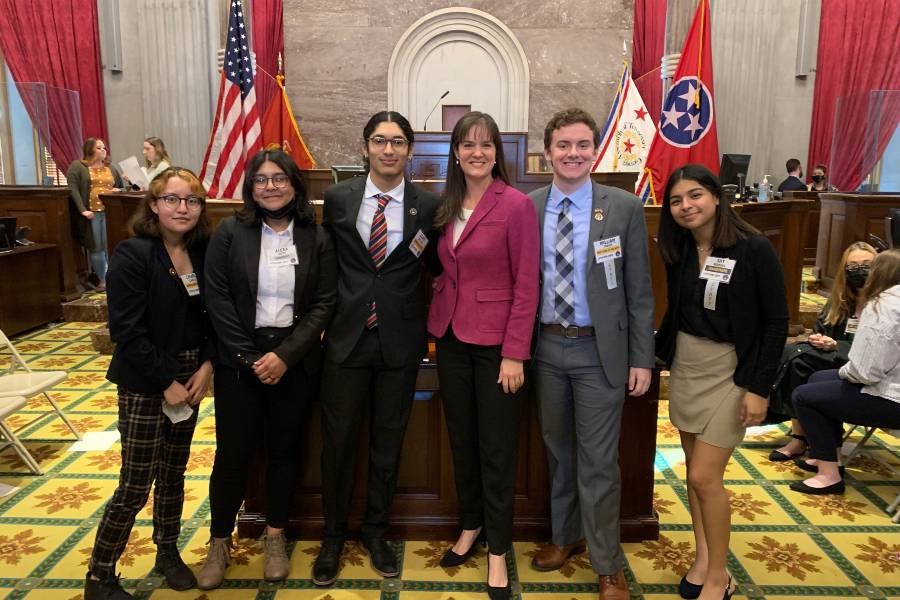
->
[157, 194, 204, 210]
[251, 174, 291, 189]
[845, 262, 872, 272]
[368, 136, 408, 149]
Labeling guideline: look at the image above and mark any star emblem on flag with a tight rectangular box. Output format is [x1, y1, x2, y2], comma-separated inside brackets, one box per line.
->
[658, 76, 714, 149]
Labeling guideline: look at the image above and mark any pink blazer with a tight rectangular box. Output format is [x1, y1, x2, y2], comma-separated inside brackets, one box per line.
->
[427, 178, 540, 360]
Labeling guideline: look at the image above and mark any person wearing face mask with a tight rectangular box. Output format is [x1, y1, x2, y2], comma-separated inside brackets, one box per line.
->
[767, 242, 877, 461]
[807, 163, 838, 192]
[199, 148, 336, 589]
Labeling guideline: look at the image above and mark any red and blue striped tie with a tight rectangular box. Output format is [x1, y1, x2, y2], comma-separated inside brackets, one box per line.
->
[366, 193, 391, 329]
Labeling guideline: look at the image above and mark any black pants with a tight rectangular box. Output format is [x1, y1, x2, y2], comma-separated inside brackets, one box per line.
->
[793, 369, 900, 462]
[437, 329, 522, 555]
[209, 330, 309, 537]
[320, 328, 419, 541]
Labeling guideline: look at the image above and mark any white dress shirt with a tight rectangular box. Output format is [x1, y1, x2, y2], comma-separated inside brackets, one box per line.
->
[356, 175, 405, 256]
[255, 220, 296, 328]
[840, 284, 900, 403]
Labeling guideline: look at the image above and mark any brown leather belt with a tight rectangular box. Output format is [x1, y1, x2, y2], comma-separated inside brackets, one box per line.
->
[541, 324, 595, 338]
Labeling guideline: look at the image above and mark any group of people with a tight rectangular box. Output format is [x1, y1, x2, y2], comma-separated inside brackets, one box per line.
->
[777, 158, 837, 193]
[77, 106, 900, 600]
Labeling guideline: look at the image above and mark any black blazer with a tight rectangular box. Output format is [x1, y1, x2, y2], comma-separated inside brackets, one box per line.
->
[204, 215, 337, 374]
[106, 236, 216, 393]
[322, 176, 440, 367]
[655, 235, 789, 397]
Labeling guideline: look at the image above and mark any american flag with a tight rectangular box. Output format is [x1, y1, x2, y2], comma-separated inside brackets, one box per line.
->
[199, 0, 262, 198]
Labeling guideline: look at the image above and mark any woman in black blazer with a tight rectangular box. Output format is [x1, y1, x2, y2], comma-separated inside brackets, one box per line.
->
[84, 167, 215, 599]
[655, 164, 788, 600]
[199, 149, 337, 589]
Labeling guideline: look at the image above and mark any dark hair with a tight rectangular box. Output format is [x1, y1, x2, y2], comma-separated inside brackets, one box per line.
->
[543, 107, 602, 150]
[130, 167, 210, 248]
[435, 111, 510, 229]
[238, 148, 313, 225]
[81, 138, 108, 164]
[813, 163, 828, 174]
[657, 163, 760, 264]
[362, 111, 415, 170]
[785, 158, 801, 174]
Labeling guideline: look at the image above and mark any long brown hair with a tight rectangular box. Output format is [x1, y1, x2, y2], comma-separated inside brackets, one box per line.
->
[130, 167, 210, 248]
[80, 138, 108, 165]
[435, 111, 510, 229]
[823, 241, 877, 326]
[859, 248, 900, 313]
[143, 136, 171, 168]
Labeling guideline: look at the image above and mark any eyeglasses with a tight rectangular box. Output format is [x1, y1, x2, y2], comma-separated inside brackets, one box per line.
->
[845, 262, 872, 272]
[368, 136, 409, 149]
[157, 194, 204, 210]
[251, 174, 291, 188]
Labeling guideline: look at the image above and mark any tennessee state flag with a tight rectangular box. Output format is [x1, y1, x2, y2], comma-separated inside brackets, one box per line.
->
[260, 73, 317, 169]
[636, 0, 718, 204]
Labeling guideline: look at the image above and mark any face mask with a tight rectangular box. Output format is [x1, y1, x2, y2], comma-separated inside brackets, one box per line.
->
[812, 175, 824, 183]
[258, 198, 297, 221]
[845, 266, 870, 289]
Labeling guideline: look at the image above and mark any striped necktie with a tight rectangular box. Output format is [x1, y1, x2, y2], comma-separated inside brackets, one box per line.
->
[554, 198, 576, 327]
[366, 193, 391, 329]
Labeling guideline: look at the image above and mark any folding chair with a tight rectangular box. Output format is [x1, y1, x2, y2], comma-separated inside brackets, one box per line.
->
[0, 396, 42, 475]
[841, 425, 878, 463]
[0, 328, 81, 440]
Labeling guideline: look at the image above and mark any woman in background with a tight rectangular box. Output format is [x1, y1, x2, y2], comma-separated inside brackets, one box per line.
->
[807, 164, 837, 192]
[67, 138, 124, 291]
[142, 137, 172, 183]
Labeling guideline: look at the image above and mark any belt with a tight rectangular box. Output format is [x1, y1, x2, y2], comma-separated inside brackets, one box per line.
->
[541, 323, 595, 338]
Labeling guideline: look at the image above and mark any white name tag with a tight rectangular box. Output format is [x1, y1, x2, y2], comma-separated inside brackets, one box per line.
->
[604, 261, 618, 290]
[699, 256, 736, 283]
[180, 273, 200, 297]
[409, 229, 429, 258]
[703, 279, 720, 310]
[593, 236, 622, 264]
[845, 317, 859, 334]
[267, 244, 298, 267]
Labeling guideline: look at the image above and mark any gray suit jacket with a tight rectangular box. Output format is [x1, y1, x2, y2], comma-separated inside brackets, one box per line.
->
[529, 182, 654, 387]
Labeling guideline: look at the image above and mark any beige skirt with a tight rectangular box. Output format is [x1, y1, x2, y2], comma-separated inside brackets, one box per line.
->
[668, 331, 747, 449]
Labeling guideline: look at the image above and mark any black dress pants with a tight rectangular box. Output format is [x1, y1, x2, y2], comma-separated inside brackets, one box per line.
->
[437, 329, 523, 555]
[320, 328, 420, 541]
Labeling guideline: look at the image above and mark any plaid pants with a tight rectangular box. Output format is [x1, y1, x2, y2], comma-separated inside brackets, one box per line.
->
[89, 349, 200, 579]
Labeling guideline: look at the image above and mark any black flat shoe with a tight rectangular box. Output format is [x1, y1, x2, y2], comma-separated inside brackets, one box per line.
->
[789, 479, 845, 495]
[487, 582, 511, 600]
[439, 529, 485, 568]
[794, 459, 845, 475]
[678, 574, 703, 599]
[722, 575, 735, 600]
[768, 434, 807, 462]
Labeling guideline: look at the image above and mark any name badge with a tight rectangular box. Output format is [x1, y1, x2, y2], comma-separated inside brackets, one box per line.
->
[593, 236, 622, 264]
[180, 273, 200, 297]
[844, 317, 859, 334]
[703, 280, 719, 310]
[267, 244, 298, 267]
[699, 256, 736, 283]
[409, 229, 429, 258]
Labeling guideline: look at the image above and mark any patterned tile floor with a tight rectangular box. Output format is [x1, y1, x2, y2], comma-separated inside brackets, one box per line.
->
[1, 318, 898, 600]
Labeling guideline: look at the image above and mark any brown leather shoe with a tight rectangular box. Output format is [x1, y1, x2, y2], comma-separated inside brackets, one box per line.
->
[599, 569, 630, 600]
[530, 539, 586, 572]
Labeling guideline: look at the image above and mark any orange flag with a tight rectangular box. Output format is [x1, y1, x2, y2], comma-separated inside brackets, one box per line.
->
[260, 73, 316, 169]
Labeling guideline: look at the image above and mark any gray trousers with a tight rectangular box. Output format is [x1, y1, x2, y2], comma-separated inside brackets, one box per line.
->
[532, 333, 625, 575]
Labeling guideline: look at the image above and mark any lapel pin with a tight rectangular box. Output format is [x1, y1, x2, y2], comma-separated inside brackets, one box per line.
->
[409, 207, 418, 216]
[594, 208, 604, 221]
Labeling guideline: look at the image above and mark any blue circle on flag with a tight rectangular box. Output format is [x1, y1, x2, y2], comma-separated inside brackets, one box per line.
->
[659, 76, 714, 148]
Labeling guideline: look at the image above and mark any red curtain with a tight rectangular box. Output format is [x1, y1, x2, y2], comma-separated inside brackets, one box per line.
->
[632, 0, 666, 126]
[807, 0, 900, 191]
[0, 0, 108, 169]
[251, 0, 284, 119]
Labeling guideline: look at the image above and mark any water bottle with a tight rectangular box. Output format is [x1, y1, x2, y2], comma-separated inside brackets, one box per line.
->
[758, 175, 770, 202]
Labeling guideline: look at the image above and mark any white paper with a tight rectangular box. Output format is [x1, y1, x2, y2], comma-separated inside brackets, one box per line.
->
[67, 431, 121, 452]
[118, 155, 150, 190]
[162, 400, 194, 423]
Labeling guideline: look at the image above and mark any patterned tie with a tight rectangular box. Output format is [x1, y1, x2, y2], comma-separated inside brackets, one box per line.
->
[554, 198, 576, 328]
[366, 193, 391, 329]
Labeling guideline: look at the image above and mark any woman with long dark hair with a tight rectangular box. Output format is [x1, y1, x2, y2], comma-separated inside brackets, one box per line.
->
[655, 164, 788, 600]
[199, 148, 336, 589]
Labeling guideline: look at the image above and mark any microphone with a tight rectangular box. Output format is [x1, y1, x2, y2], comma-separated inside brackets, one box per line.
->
[423, 90, 450, 131]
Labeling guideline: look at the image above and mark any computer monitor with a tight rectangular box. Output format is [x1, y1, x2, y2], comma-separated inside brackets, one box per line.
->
[719, 154, 751, 187]
[0, 217, 16, 252]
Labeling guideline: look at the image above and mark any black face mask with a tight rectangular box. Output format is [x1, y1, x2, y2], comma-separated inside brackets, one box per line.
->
[846, 266, 870, 289]
[258, 198, 297, 221]
[812, 175, 825, 184]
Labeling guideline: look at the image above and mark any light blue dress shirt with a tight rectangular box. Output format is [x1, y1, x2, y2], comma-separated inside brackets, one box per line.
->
[356, 175, 405, 257]
[540, 180, 593, 326]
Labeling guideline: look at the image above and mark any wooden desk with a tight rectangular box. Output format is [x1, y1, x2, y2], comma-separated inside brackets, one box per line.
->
[0, 244, 62, 335]
[0, 186, 83, 301]
[816, 193, 900, 289]
[783, 190, 822, 266]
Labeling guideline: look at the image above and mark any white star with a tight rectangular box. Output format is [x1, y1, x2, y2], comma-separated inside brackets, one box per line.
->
[661, 106, 684, 129]
[230, 71, 236, 76]
[679, 82, 698, 107]
[231, 36, 236, 42]
[227, 61, 233, 66]
[684, 112, 703, 137]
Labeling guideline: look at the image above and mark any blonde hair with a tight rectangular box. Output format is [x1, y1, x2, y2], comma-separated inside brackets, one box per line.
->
[824, 241, 877, 326]
[143, 137, 171, 168]
[859, 249, 900, 313]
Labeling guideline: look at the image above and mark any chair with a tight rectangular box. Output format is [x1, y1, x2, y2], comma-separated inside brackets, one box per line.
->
[0, 328, 81, 441]
[842, 425, 900, 522]
[0, 396, 42, 475]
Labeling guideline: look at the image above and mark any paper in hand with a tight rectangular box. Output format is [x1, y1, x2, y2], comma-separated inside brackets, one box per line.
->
[118, 156, 151, 190]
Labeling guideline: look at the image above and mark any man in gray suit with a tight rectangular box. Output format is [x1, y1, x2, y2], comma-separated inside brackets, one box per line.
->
[528, 108, 654, 600]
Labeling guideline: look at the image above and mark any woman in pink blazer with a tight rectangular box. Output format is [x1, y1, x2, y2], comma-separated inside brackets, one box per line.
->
[427, 111, 539, 600]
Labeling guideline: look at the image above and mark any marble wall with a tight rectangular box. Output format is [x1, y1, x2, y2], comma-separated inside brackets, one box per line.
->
[282, 0, 635, 166]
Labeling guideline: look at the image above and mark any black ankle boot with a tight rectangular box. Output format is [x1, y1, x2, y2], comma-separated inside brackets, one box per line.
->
[155, 545, 197, 590]
[83, 572, 133, 599]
